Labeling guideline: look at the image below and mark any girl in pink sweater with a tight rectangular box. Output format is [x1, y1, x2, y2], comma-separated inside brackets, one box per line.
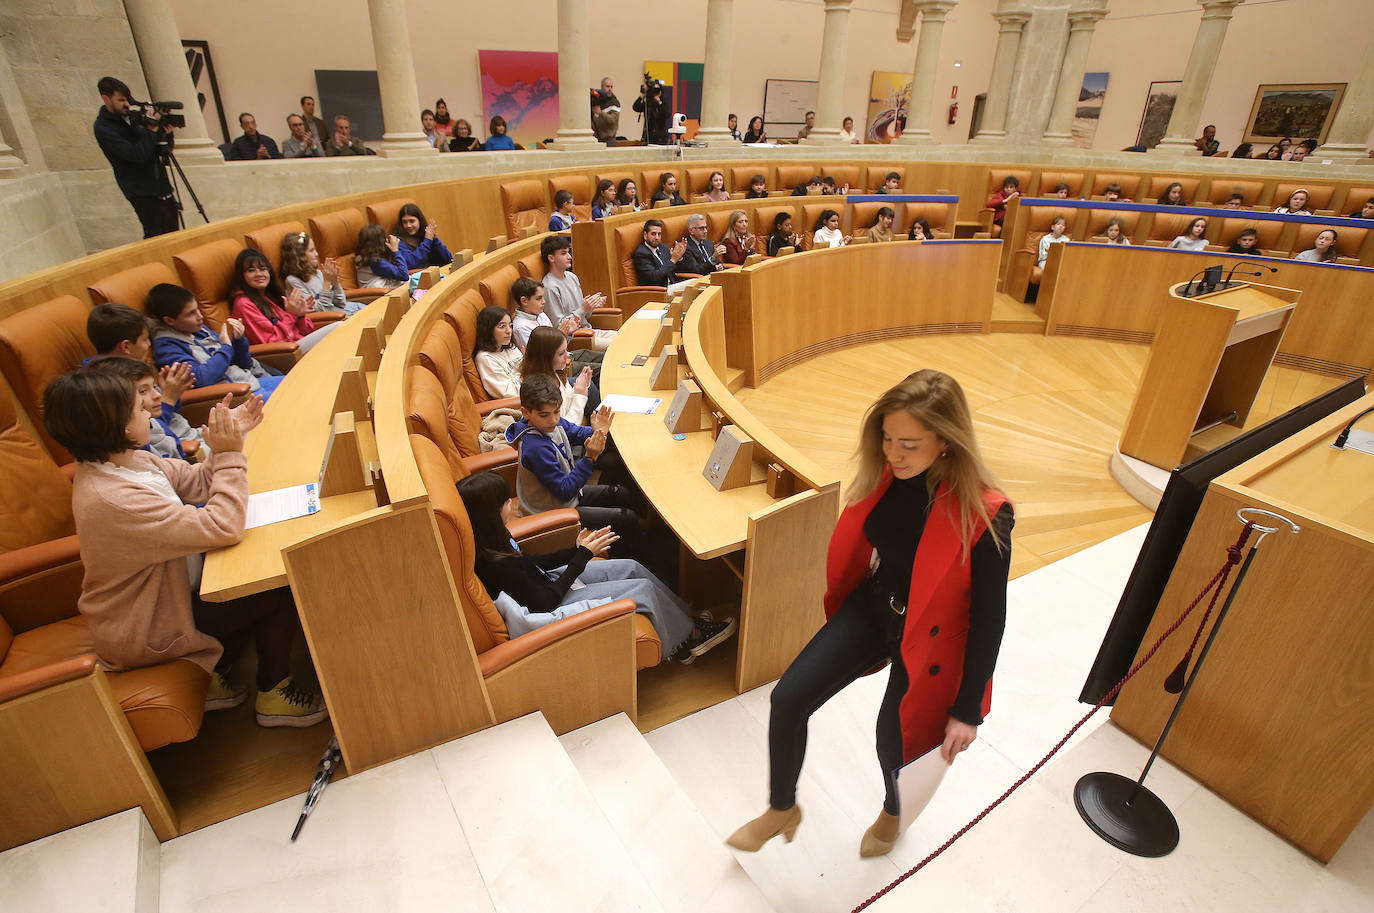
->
[44, 370, 328, 727]
[227, 248, 336, 355]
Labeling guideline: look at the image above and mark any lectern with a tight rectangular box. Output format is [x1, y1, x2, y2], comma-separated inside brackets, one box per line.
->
[1119, 282, 1298, 470]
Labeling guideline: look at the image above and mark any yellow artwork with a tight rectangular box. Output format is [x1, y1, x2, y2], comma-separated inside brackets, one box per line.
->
[866, 71, 911, 143]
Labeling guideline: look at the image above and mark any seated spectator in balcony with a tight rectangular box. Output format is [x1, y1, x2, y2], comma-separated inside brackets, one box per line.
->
[728, 113, 741, 142]
[420, 109, 446, 151]
[821, 176, 849, 195]
[797, 110, 816, 141]
[744, 116, 767, 144]
[616, 178, 643, 211]
[473, 305, 524, 400]
[1194, 124, 1220, 157]
[633, 218, 686, 286]
[228, 248, 335, 354]
[1051, 183, 1071, 198]
[907, 218, 933, 241]
[1038, 216, 1069, 266]
[300, 95, 328, 144]
[767, 212, 801, 256]
[229, 113, 281, 160]
[541, 234, 613, 355]
[282, 114, 323, 158]
[867, 207, 896, 244]
[1276, 137, 1294, 158]
[703, 171, 731, 203]
[484, 115, 516, 151]
[1274, 189, 1312, 215]
[353, 224, 410, 290]
[1102, 218, 1130, 246]
[448, 118, 481, 152]
[432, 99, 455, 137]
[1289, 140, 1317, 162]
[679, 214, 728, 276]
[549, 190, 577, 231]
[986, 175, 1020, 236]
[650, 172, 686, 207]
[721, 210, 756, 264]
[1262, 144, 1283, 160]
[839, 116, 860, 145]
[324, 116, 372, 155]
[1348, 197, 1374, 219]
[393, 203, 453, 269]
[745, 174, 769, 199]
[1157, 182, 1188, 206]
[86, 303, 151, 363]
[876, 172, 902, 194]
[1168, 217, 1209, 251]
[1231, 142, 1253, 159]
[812, 209, 848, 249]
[592, 180, 619, 219]
[87, 355, 202, 462]
[1227, 228, 1260, 255]
[280, 231, 364, 316]
[1222, 193, 1247, 210]
[1102, 184, 1124, 202]
[1294, 229, 1339, 263]
[147, 283, 283, 400]
[790, 175, 824, 196]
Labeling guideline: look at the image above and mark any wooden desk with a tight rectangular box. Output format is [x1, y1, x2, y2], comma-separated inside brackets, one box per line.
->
[1111, 392, 1374, 861]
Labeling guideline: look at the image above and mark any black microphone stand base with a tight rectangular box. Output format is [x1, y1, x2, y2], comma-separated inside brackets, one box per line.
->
[1074, 771, 1179, 857]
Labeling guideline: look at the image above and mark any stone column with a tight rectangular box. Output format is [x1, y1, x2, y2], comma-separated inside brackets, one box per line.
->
[121, 0, 223, 162]
[895, 0, 959, 145]
[1152, 0, 1245, 155]
[972, 1, 1030, 143]
[547, 0, 602, 150]
[695, 0, 740, 146]
[0, 124, 23, 179]
[1319, 32, 1374, 162]
[1042, 0, 1108, 144]
[364, 0, 436, 156]
[803, 0, 854, 145]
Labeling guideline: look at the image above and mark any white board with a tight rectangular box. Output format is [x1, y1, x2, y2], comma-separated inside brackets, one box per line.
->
[763, 79, 819, 133]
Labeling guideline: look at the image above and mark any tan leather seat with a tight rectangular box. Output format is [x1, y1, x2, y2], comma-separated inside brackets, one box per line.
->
[365, 198, 411, 234]
[730, 166, 766, 193]
[477, 263, 522, 312]
[1293, 222, 1366, 259]
[1205, 180, 1264, 206]
[1211, 217, 1283, 252]
[173, 238, 243, 329]
[88, 262, 179, 311]
[868, 166, 906, 192]
[499, 180, 547, 242]
[750, 203, 799, 255]
[1090, 173, 1141, 200]
[547, 175, 593, 222]
[0, 295, 97, 463]
[683, 167, 721, 198]
[441, 290, 493, 407]
[798, 202, 838, 251]
[1275, 182, 1334, 212]
[1149, 211, 1201, 244]
[774, 165, 814, 192]
[309, 208, 369, 290]
[1085, 208, 1142, 241]
[639, 168, 681, 203]
[243, 220, 307, 274]
[1038, 170, 1085, 197]
[903, 201, 955, 236]
[822, 165, 862, 192]
[0, 384, 75, 556]
[1008, 205, 1078, 299]
[1147, 176, 1201, 204]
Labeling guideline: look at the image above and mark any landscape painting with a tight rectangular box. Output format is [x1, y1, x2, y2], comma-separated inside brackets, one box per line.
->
[1136, 80, 1181, 149]
[1244, 83, 1346, 145]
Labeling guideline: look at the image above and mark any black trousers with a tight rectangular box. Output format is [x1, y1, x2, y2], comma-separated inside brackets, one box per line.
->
[192, 587, 301, 690]
[768, 581, 910, 814]
[129, 194, 179, 238]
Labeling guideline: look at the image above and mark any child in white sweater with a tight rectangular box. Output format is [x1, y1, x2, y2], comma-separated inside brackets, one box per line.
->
[473, 305, 524, 399]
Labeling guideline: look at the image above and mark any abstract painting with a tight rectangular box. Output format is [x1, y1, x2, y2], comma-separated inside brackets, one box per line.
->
[182, 39, 229, 145]
[866, 71, 911, 143]
[1244, 83, 1346, 146]
[1136, 80, 1181, 150]
[1072, 72, 1109, 149]
[478, 50, 559, 148]
[644, 61, 704, 138]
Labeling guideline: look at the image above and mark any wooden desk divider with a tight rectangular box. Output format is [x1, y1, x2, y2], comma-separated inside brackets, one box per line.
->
[318, 412, 372, 496]
[744, 253, 764, 266]
[664, 379, 705, 432]
[703, 425, 755, 491]
[517, 225, 539, 240]
[709, 409, 726, 439]
[417, 266, 443, 289]
[648, 344, 680, 391]
[378, 290, 409, 339]
[766, 463, 797, 499]
[777, 246, 795, 257]
[651, 318, 674, 355]
[331, 355, 371, 421]
[486, 235, 506, 253]
[357, 316, 385, 372]
[453, 248, 475, 268]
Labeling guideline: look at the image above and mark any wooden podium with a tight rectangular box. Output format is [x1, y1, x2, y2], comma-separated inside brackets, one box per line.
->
[1119, 282, 1298, 471]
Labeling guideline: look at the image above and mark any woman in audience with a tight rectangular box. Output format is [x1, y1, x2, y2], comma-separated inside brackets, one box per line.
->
[1227, 228, 1260, 255]
[767, 212, 800, 256]
[1157, 182, 1188, 206]
[838, 116, 860, 145]
[432, 99, 455, 137]
[484, 115, 516, 151]
[1274, 189, 1312, 215]
[1263, 144, 1283, 160]
[393, 203, 454, 269]
[812, 209, 848, 249]
[744, 116, 766, 144]
[650, 172, 686, 207]
[615, 178, 642, 211]
[1231, 143, 1253, 159]
[1168, 217, 1209, 251]
[473, 304, 523, 400]
[868, 207, 895, 244]
[147, 284, 283, 401]
[591, 179, 619, 219]
[907, 218, 933, 241]
[1294, 229, 1339, 263]
[703, 171, 731, 203]
[721, 210, 756, 264]
[458, 471, 734, 664]
[448, 119, 481, 152]
[228, 248, 335, 354]
[985, 175, 1020, 237]
[1276, 137, 1293, 159]
[521, 325, 596, 424]
[279, 232, 364, 316]
[727, 369, 1012, 856]
[43, 371, 328, 727]
[353, 224, 409, 289]
[1037, 215, 1069, 268]
[1101, 218, 1130, 246]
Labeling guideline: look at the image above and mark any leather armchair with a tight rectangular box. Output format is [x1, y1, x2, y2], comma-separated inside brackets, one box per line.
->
[548, 175, 593, 222]
[979, 168, 1034, 234]
[364, 198, 409, 235]
[1090, 173, 1141, 201]
[1146, 176, 1201, 204]
[1038, 170, 1085, 197]
[750, 204, 799, 256]
[775, 165, 814, 192]
[1007, 206, 1078, 302]
[1294, 222, 1365, 259]
[822, 165, 862, 193]
[730, 166, 766, 193]
[868, 166, 905, 192]
[499, 180, 548, 243]
[1085, 209, 1141, 242]
[1205, 180, 1264, 206]
[406, 364, 517, 488]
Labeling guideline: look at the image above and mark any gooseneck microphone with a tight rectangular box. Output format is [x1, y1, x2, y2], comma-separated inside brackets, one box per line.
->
[1222, 259, 1279, 286]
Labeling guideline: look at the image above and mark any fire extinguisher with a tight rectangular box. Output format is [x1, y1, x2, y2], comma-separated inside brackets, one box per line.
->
[948, 101, 959, 124]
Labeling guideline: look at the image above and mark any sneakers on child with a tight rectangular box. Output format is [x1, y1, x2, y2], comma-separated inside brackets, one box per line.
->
[690, 617, 737, 657]
[255, 678, 329, 728]
[204, 671, 247, 711]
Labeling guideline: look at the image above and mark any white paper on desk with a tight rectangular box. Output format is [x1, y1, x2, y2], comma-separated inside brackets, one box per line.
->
[244, 483, 321, 529]
[600, 393, 662, 415]
[895, 743, 951, 834]
[634, 308, 668, 320]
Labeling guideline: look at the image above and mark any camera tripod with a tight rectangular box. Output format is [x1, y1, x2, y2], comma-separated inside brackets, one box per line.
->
[158, 143, 209, 230]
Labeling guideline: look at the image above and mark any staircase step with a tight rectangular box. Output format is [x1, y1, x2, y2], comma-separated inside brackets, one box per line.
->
[560, 713, 778, 913]
[0, 808, 158, 913]
[430, 711, 665, 913]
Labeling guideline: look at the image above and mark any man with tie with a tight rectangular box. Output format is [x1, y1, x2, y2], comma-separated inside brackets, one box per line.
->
[632, 218, 686, 287]
[677, 214, 727, 279]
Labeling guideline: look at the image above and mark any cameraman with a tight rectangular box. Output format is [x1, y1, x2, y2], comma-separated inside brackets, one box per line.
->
[632, 75, 670, 145]
[93, 76, 177, 238]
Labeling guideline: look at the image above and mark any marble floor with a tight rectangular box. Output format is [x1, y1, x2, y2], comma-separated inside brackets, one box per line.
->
[5, 522, 1372, 912]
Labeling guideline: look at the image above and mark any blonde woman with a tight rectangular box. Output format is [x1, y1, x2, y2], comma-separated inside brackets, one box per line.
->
[720, 209, 756, 265]
[727, 370, 1014, 858]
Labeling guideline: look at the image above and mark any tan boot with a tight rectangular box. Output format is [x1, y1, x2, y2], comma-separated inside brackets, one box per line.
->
[859, 809, 901, 857]
[725, 805, 803, 852]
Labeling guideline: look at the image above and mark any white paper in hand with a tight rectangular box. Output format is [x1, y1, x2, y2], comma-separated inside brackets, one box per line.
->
[895, 743, 950, 834]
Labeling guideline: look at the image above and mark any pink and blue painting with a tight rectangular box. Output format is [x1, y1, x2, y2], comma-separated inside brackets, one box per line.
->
[478, 50, 560, 149]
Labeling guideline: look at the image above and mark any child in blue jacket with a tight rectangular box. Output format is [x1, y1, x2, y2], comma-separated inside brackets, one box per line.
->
[146, 283, 283, 401]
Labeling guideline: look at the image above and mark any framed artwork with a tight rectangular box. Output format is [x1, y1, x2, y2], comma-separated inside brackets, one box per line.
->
[866, 71, 911, 143]
[181, 40, 230, 145]
[1135, 80, 1181, 150]
[763, 79, 818, 139]
[1244, 83, 1346, 145]
[477, 50, 559, 149]
[1072, 72, 1110, 150]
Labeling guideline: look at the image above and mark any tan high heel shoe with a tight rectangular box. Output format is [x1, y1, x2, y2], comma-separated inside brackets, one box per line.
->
[859, 810, 901, 857]
[725, 805, 803, 852]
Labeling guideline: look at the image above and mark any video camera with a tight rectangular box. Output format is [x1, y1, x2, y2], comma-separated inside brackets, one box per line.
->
[131, 98, 186, 130]
[642, 73, 664, 96]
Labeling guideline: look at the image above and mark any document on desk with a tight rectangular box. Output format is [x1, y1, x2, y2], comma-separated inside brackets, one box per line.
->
[601, 394, 662, 415]
[895, 744, 951, 833]
[245, 483, 321, 529]
[634, 308, 668, 320]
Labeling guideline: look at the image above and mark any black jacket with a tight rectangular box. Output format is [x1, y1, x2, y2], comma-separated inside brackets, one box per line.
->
[228, 133, 281, 160]
[93, 106, 171, 200]
[677, 237, 722, 277]
[633, 241, 677, 286]
[633, 93, 669, 145]
[475, 546, 593, 614]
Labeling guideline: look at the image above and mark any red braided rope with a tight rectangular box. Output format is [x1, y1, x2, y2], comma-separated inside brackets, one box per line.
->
[851, 523, 1256, 913]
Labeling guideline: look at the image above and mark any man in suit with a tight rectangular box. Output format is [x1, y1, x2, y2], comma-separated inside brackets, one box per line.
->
[633, 218, 686, 287]
[677, 214, 726, 278]
[300, 96, 329, 144]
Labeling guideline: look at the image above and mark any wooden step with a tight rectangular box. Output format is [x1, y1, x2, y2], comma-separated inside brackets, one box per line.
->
[0, 809, 159, 913]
